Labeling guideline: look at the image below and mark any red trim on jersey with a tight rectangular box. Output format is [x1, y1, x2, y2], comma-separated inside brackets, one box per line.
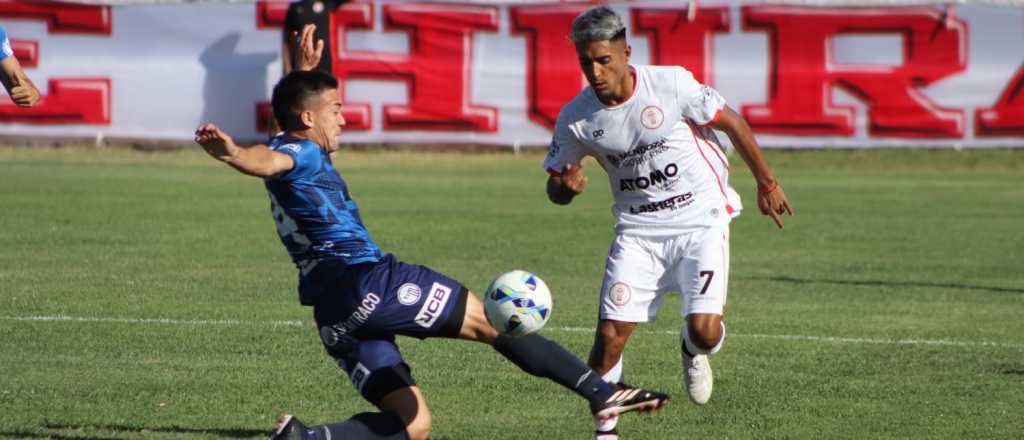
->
[698, 108, 723, 127]
[689, 120, 729, 171]
[690, 125, 734, 215]
[547, 168, 561, 177]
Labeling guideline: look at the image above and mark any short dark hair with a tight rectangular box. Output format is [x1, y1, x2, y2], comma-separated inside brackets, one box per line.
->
[272, 70, 339, 131]
[570, 6, 627, 45]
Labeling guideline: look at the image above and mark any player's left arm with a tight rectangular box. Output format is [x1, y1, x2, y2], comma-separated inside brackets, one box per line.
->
[0, 57, 40, 108]
[709, 106, 793, 228]
[194, 123, 294, 178]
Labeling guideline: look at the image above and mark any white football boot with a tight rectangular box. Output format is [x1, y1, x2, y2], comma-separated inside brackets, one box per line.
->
[682, 350, 713, 405]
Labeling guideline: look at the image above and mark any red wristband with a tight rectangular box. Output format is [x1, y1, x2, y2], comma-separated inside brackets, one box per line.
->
[758, 180, 779, 195]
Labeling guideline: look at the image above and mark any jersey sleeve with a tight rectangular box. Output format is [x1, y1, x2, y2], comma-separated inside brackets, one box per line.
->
[0, 27, 12, 61]
[274, 140, 321, 181]
[675, 67, 726, 126]
[543, 115, 587, 176]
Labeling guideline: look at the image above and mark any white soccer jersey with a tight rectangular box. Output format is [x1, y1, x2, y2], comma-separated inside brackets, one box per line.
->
[545, 65, 741, 236]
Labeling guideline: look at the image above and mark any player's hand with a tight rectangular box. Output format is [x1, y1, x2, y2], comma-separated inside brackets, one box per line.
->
[756, 180, 793, 229]
[293, 24, 324, 72]
[9, 76, 39, 107]
[561, 163, 588, 194]
[194, 123, 241, 163]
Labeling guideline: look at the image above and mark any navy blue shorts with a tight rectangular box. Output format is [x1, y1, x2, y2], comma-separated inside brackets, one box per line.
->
[307, 254, 468, 403]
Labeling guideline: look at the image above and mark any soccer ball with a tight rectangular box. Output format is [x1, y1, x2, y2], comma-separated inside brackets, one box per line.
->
[483, 270, 552, 337]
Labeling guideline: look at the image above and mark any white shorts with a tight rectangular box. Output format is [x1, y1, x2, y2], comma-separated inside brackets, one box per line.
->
[599, 224, 730, 322]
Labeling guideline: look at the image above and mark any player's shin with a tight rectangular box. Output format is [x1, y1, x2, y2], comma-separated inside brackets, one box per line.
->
[493, 333, 614, 403]
[309, 412, 410, 440]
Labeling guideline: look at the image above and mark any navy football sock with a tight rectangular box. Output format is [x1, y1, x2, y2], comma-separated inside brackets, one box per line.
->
[311, 412, 409, 440]
[494, 333, 614, 404]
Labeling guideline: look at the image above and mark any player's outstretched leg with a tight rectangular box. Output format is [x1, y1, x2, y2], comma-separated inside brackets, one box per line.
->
[459, 292, 670, 419]
[270, 386, 429, 440]
[681, 315, 725, 405]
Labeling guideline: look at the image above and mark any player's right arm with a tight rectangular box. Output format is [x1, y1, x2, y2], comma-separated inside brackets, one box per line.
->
[547, 163, 587, 205]
[194, 123, 294, 178]
[0, 28, 40, 108]
[544, 113, 588, 205]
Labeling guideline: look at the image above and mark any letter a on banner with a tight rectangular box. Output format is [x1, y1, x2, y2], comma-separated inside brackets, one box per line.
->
[976, 62, 1024, 136]
[0, 1, 112, 125]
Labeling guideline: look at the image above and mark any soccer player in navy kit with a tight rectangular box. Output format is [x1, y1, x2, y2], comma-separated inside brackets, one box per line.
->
[194, 53, 670, 440]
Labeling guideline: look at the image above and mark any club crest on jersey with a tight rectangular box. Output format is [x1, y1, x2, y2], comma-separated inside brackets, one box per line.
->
[397, 283, 422, 306]
[641, 106, 664, 130]
[609, 282, 632, 306]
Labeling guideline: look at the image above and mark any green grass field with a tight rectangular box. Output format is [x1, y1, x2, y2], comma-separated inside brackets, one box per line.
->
[1, 147, 1022, 439]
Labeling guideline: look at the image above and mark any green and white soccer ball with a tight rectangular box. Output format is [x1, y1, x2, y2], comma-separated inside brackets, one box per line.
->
[484, 270, 552, 337]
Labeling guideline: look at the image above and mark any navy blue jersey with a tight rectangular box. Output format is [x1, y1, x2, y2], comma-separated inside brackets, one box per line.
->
[265, 135, 382, 275]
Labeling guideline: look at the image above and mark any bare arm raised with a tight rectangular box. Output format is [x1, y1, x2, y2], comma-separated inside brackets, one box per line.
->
[194, 123, 294, 178]
[710, 106, 793, 228]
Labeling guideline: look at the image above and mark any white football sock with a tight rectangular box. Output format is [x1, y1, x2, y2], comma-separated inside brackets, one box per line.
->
[594, 355, 623, 432]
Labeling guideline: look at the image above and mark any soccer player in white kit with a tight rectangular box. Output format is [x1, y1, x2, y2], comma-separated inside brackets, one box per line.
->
[544, 7, 793, 440]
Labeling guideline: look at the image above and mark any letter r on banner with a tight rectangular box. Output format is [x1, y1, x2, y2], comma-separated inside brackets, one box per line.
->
[0, 1, 111, 125]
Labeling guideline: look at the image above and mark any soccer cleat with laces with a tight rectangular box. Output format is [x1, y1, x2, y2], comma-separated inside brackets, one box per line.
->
[270, 414, 311, 440]
[591, 383, 670, 420]
[682, 351, 713, 405]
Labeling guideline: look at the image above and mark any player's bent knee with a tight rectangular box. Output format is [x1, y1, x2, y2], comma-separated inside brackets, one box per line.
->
[686, 315, 724, 351]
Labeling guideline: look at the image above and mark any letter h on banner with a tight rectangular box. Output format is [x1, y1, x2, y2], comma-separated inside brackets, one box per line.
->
[257, 1, 498, 132]
[0, 0, 111, 125]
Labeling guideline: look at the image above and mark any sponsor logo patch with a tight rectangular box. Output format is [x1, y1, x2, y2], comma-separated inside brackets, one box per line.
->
[280, 143, 302, 153]
[605, 138, 669, 168]
[619, 162, 679, 192]
[414, 282, 453, 328]
[641, 106, 664, 130]
[350, 362, 371, 391]
[397, 283, 422, 306]
[609, 283, 632, 306]
[321, 292, 380, 340]
[629, 192, 695, 214]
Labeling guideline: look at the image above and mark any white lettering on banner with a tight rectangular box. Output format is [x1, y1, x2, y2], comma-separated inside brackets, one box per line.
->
[1, 2, 1023, 147]
[414, 283, 453, 328]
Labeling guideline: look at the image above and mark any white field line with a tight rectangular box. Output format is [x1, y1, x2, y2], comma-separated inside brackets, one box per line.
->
[3, 315, 1023, 350]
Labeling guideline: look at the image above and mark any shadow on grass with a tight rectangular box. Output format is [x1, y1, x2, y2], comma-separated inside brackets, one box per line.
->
[1002, 368, 1024, 375]
[40, 423, 265, 438]
[0, 432, 122, 440]
[756, 275, 1024, 294]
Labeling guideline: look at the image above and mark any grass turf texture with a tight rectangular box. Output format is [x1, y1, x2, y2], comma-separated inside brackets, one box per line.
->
[1, 147, 1022, 439]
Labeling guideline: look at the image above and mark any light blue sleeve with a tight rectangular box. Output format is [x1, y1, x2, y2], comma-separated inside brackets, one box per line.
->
[0, 27, 12, 61]
[274, 139, 322, 181]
